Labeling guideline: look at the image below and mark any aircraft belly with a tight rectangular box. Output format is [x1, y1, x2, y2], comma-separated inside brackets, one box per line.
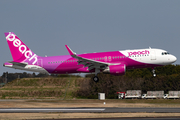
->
[52, 64, 83, 74]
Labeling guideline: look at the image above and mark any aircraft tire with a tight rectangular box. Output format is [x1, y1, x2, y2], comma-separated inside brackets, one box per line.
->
[93, 76, 99, 82]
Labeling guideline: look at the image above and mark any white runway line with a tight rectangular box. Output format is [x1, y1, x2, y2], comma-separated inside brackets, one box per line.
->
[0, 108, 105, 111]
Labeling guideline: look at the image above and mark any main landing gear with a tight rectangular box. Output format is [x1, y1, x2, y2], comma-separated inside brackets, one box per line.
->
[152, 68, 156, 77]
[93, 68, 100, 82]
[93, 76, 99, 82]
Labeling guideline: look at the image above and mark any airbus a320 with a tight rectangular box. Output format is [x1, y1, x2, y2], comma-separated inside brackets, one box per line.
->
[3, 32, 177, 82]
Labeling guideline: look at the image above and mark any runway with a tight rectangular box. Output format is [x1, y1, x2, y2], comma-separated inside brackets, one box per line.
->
[0, 107, 180, 113]
[58, 118, 180, 120]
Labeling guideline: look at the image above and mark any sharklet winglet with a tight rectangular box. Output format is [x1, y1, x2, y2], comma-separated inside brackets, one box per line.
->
[65, 45, 76, 56]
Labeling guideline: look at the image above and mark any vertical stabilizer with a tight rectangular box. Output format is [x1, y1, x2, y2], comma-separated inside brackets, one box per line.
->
[4, 32, 38, 65]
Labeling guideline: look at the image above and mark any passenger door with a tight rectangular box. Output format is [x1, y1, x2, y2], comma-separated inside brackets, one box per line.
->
[151, 50, 156, 60]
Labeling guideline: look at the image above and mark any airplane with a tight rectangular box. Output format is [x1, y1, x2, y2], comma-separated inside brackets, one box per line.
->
[3, 32, 177, 82]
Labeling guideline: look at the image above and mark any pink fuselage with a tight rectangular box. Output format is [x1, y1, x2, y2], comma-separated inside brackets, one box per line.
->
[40, 51, 158, 74]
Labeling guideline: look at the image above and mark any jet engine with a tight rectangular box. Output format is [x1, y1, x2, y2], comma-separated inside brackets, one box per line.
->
[103, 64, 126, 76]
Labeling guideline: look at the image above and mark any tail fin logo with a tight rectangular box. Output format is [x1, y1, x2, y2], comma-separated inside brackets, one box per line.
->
[6, 32, 37, 65]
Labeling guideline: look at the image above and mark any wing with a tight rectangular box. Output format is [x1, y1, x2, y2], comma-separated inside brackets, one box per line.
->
[65, 45, 116, 71]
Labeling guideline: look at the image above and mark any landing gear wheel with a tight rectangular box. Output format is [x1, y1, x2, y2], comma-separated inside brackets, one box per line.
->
[153, 73, 156, 77]
[93, 76, 99, 82]
[152, 69, 156, 77]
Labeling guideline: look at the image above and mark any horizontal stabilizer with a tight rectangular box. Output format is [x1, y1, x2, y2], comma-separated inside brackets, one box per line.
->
[8, 61, 28, 67]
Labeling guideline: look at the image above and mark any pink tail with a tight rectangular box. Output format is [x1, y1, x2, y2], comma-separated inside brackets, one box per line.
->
[5, 32, 38, 65]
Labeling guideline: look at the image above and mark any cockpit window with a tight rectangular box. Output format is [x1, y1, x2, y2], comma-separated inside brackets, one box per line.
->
[162, 52, 170, 55]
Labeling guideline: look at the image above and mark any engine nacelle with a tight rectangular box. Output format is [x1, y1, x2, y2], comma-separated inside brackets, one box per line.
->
[103, 64, 126, 76]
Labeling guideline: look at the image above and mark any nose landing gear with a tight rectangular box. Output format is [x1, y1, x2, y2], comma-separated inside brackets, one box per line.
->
[152, 68, 156, 77]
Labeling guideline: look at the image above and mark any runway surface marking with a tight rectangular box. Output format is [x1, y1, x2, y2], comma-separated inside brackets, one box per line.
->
[0, 108, 105, 113]
[1, 107, 180, 113]
[0, 108, 105, 111]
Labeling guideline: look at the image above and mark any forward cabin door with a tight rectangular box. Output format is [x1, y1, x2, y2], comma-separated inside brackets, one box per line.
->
[151, 50, 156, 60]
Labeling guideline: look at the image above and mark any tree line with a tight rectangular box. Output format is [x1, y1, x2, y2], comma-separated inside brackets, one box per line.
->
[1, 64, 180, 99]
[75, 64, 180, 99]
[0, 72, 80, 84]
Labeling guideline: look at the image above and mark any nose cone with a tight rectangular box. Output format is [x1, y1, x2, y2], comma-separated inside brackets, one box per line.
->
[171, 55, 177, 63]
